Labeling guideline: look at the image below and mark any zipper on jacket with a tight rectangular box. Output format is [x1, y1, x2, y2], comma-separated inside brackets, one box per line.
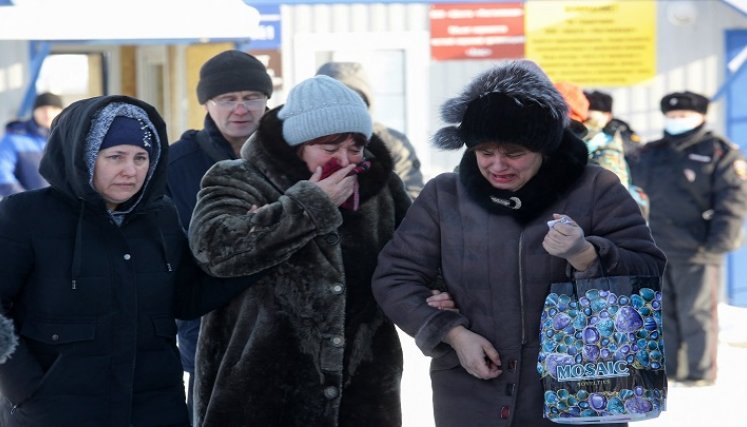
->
[518, 231, 527, 345]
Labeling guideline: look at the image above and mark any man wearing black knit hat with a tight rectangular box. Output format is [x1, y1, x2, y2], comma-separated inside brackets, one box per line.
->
[166, 49, 273, 421]
[631, 90, 747, 387]
[0, 92, 64, 196]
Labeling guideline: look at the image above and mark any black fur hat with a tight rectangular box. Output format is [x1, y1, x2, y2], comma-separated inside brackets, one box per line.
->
[660, 91, 709, 114]
[432, 60, 568, 154]
[584, 90, 613, 113]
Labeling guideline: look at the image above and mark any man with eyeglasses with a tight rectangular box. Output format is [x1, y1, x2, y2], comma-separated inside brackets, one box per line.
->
[166, 49, 273, 422]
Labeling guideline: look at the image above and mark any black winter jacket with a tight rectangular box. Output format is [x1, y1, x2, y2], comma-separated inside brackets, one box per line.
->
[167, 116, 237, 228]
[167, 116, 238, 374]
[631, 125, 747, 263]
[0, 96, 257, 426]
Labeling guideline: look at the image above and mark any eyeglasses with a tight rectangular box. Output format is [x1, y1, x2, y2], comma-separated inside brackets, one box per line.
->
[209, 96, 267, 110]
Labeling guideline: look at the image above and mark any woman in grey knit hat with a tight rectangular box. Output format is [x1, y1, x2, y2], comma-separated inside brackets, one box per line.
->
[188, 75, 452, 427]
[371, 60, 666, 427]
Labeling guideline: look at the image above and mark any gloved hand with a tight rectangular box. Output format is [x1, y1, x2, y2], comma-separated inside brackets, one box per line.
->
[542, 214, 597, 271]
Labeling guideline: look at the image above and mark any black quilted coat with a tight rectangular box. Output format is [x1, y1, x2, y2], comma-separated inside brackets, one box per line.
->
[0, 96, 257, 426]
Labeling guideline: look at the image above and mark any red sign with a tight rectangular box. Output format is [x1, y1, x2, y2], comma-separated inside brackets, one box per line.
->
[430, 3, 525, 61]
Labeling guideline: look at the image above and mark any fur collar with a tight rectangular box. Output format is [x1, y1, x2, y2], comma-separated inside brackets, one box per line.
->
[458, 128, 588, 224]
[243, 107, 394, 202]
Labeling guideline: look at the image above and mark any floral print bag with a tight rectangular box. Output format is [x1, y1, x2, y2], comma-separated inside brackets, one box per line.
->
[537, 275, 667, 424]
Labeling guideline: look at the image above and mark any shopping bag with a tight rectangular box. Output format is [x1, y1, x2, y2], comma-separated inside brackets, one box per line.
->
[537, 275, 666, 424]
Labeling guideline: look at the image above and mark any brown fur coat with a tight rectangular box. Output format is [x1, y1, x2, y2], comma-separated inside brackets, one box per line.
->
[188, 108, 411, 427]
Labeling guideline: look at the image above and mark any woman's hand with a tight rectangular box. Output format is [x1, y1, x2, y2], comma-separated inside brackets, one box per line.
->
[542, 213, 597, 271]
[309, 165, 357, 206]
[443, 325, 502, 380]
[427, 290, 458, 311]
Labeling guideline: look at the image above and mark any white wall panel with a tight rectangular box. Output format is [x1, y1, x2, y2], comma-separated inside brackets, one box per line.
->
[0, 41, 29, 121]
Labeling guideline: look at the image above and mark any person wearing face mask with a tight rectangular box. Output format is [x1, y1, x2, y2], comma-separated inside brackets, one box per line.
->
[553, 82, 649, 220]
[630, 90, 747, 387]
[584, 90, 643, 163]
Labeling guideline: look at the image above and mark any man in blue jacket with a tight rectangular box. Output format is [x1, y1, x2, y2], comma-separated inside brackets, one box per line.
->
[0, 92, 64, 196]
[166, 50, 273, 420]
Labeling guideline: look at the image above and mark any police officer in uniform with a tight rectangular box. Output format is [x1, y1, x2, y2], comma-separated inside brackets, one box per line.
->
[631, 91, 747, 386]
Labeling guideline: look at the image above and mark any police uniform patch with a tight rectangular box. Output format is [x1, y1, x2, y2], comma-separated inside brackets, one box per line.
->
[734, 159, 747, 180]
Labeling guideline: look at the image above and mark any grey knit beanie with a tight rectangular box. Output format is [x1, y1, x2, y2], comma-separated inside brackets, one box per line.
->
[278, 75, 372, 146]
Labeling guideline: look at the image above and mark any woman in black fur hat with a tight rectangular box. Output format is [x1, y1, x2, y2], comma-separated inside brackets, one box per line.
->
[372, 60, 666, 426]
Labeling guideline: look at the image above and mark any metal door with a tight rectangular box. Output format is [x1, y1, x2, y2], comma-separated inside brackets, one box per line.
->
[725, 29, 747, 307]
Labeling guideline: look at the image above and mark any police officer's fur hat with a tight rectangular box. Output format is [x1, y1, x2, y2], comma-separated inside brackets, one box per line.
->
[660, 91, 709, 115]
[432, 60, 568, 154]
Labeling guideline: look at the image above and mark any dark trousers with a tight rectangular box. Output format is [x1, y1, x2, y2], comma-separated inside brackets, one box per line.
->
[662, 259, 720, 381]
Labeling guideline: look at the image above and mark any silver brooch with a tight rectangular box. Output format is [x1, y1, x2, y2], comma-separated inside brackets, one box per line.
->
[137, 119, 152, 148]
[490, 196, 522, 210]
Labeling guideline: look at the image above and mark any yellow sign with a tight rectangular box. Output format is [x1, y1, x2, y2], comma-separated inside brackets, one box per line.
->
[525, 0, 656, 86]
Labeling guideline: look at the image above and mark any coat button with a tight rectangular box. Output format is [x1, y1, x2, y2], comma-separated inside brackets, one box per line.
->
[330, 284, 344, 294]
[323, 233, 340, 245]
[499, 405, 510, 419]
[51, 334, 59, 341]
[123, 254, 131, 260]
[331, 336, 344, 347]
[323, 386, 338, 399]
